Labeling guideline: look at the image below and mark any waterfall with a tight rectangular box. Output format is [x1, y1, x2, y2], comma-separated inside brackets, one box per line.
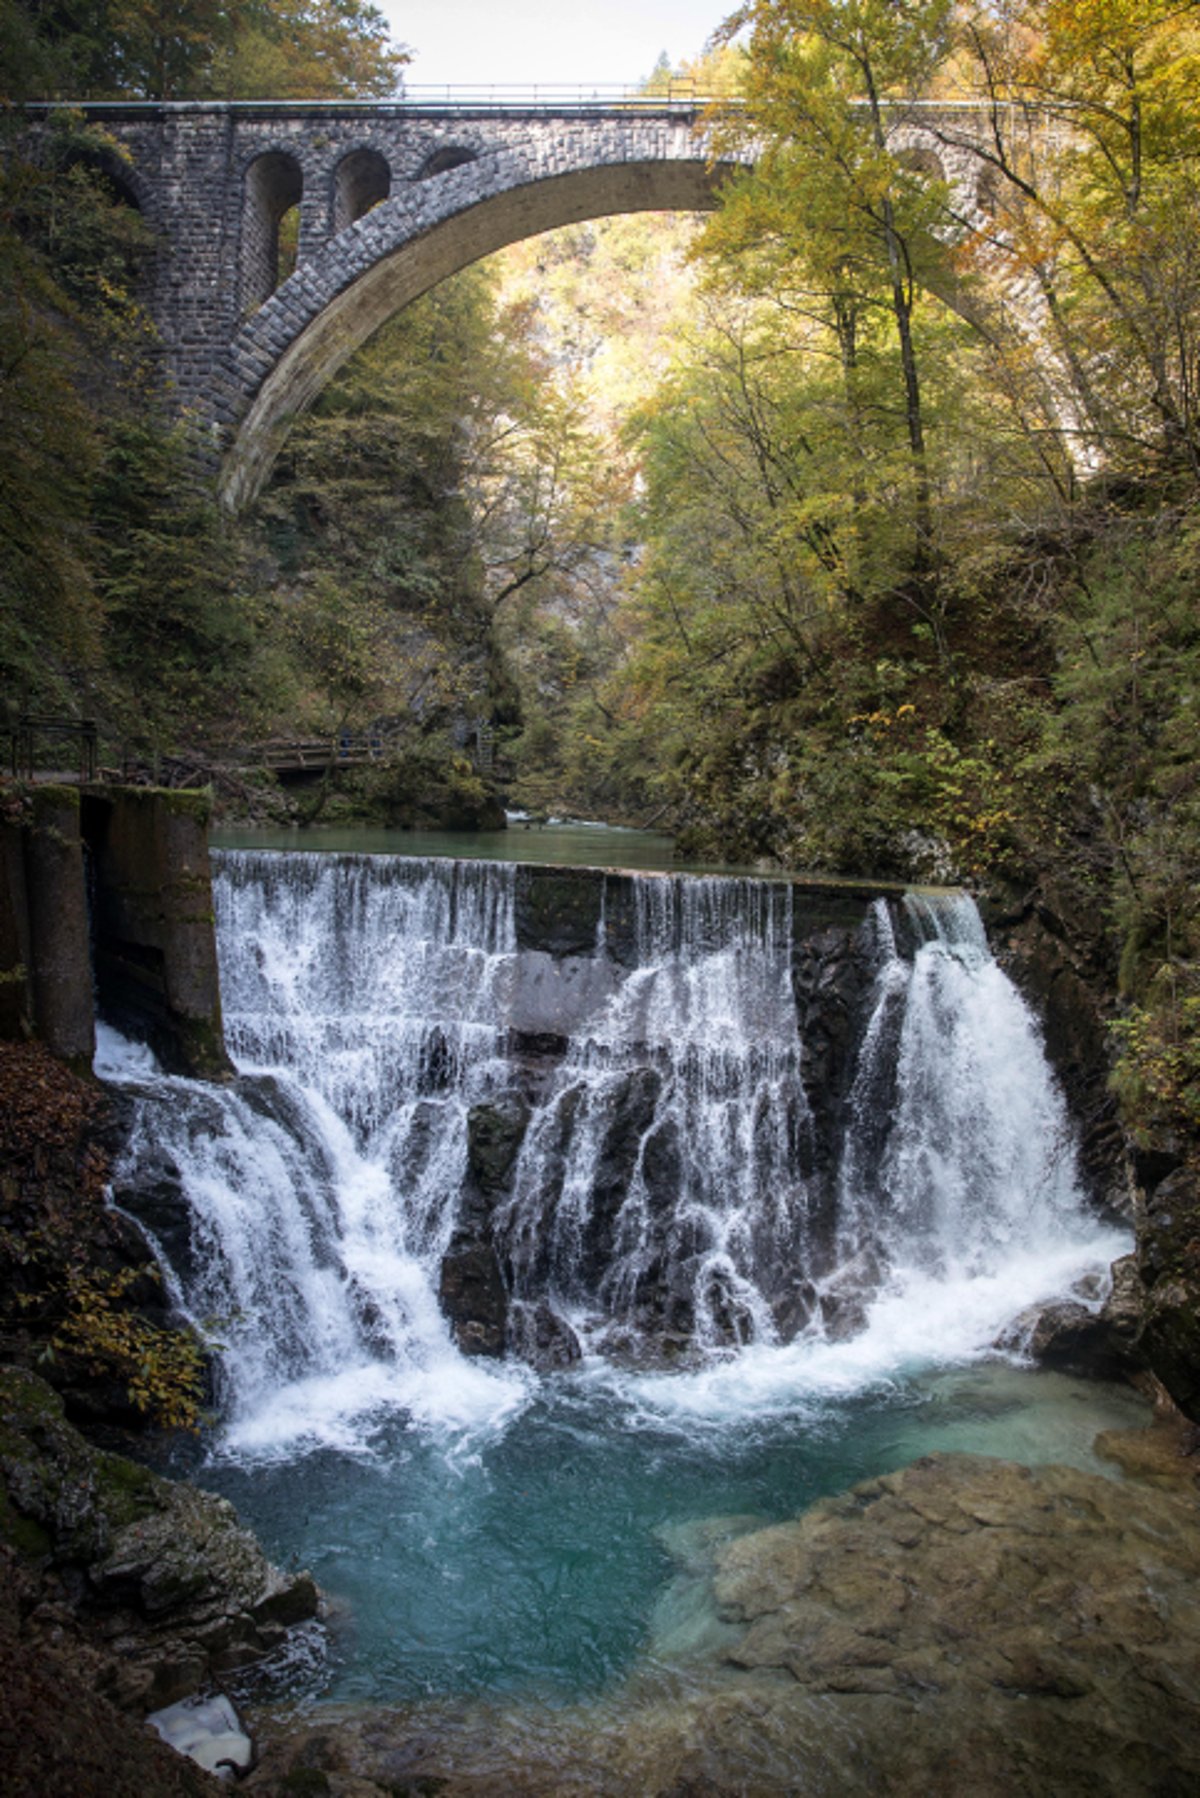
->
[493, 874, 812, 1355]
[837, 894, 1084, 1279]
[102, 851, 1124, 1451]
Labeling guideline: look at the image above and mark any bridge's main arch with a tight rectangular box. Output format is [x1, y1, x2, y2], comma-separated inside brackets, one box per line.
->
[215, 145, 723, 508]
[61, 101, 731, 507]
[57, 98, 1012, 507]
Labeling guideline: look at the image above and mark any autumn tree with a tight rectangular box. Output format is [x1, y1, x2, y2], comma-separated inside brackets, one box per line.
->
[3, 0, 404, 100]
[707, 0, 957, 565]
[944, 1, 1200, 477]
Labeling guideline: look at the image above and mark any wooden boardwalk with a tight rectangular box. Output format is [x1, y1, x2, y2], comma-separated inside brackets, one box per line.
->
[2, 722, 497, 785]
[254, 736, 386, 774]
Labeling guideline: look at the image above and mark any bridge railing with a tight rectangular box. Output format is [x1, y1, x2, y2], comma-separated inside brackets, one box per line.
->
[44, 90, 1002, 122]
[49, 84, 740, 117]
[396, 81, 738, 112]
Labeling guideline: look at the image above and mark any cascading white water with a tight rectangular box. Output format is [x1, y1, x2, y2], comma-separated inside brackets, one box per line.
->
[837, 894, 1085, 1279]
[495, 875, 812, 1350]
[111, 853, 532, 1452]
[102, 851, 1127, 1450]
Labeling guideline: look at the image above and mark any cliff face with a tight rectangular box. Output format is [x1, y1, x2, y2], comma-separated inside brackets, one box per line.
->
[0, 1368, 321, 1794]
[988, 890, 1200, 1421]
[0, 1368, 318, 1712]
[0, 1038, 205, 1435]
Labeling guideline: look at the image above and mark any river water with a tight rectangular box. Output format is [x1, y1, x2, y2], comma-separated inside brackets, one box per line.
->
[99, 828, 1138, 1707]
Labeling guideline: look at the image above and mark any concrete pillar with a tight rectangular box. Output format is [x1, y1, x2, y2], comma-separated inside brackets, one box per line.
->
[0, 816, 35, 1040]
[23, 788, 95, 1067]
[83, 789, 231, 1080]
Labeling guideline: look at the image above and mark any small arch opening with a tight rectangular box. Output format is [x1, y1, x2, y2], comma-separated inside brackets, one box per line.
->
[417, 145, 479, 181]
[241, 150, 304, 313]
[895, 146, 947, 184]
[66, 150, 143, 213]
[333, 148, 391, 232]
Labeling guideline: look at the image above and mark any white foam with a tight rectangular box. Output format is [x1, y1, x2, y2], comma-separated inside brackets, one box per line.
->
[215, 1353, 534, 1461]
[597, 1231, 1130, 1430]
[93, 1021, 162, 1080]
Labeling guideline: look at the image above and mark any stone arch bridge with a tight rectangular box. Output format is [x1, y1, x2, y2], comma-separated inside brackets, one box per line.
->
[56, 95, 1008, 507]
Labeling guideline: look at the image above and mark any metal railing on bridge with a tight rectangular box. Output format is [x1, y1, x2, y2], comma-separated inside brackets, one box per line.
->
[394, 81, 738, 112]
[60, 83, 740, 117]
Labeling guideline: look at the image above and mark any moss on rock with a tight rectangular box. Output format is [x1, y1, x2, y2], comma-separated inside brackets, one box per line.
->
[0, 1365, 320, 1710]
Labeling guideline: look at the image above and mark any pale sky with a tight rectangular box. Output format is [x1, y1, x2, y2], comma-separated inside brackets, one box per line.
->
[383, 2, 731, 92]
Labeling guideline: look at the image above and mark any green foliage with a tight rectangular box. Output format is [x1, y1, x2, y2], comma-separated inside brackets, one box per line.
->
[5, 0, 405, 100]
[39, 1263, 206, 1432]
[1111, 996, 1200, 1146]
[953, 2, 1200, 478]
[92, 418, 259, 753]
[0, 1040, 205, 1432]
[213, 0, 406, 99]
[248, 274, 520, 742]
[0, 1, 405, 743]
[0, 113, 152, 709]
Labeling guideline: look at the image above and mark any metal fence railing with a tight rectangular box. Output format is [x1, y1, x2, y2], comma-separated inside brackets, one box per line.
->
[5, 714, 98, 782]
[396, 82, 738, 112]
[55, 85, 741, 117]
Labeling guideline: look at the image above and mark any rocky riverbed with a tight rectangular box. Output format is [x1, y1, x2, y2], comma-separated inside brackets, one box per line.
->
[242, 1437, 1200, 1798]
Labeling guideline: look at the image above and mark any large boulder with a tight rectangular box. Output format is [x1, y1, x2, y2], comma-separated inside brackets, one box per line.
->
[0, 1365, 319, 1711]
[506, 1299, 581, 1371]
[466, 1094, 531, 1196]
[438, 1238, 508, 1358]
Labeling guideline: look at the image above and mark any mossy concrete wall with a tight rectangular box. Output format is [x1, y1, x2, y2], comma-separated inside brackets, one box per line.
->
[0, 786, 230, 1078]
[81, 788, 231, 1078]
[0, 815, 35, 1043]
[506, 863, 892, 1043]
[0, 789, 94, 1067]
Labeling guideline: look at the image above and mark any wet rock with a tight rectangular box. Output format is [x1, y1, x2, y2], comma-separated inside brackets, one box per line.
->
[989, 899, 1130, 1220]
[816, 1251, 885, 1342]
[1135, 1163, 1200, 1418]
[699, 1268, 756, 1347]
[466, 1094, 531, 1195]
[713, 1453, 1200, 1727]
[1099, 1251, 1146, 1351]
[110, 1149, 200, 1290]
[506, 1299, 581, 1370]
[791, 923, 876, 1157]
[0, 1541, 215, 1798]
[0, 1366, 320, 1711]
[993, 1259, 1147, 1379]
[1027, 1299, 1118, 1368]
[769, 1278, 819, 1341]
[438, 1238, 507, 1357]
[576, 1066, 663, 1288]
[1095, 1414, 1200, 1490]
